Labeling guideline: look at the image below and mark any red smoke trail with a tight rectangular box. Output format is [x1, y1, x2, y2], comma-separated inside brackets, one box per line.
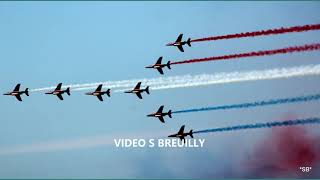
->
[245, 126, 320, 178]
[171, 43, 320, 65]
[191, 24, 320, 43]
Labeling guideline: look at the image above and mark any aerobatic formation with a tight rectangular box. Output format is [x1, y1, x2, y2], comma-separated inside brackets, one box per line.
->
[4, 23, 320, 141]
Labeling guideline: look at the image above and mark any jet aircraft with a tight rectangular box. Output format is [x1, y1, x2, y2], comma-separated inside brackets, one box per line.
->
[85, 84, 110, 101]
[168, 125, 193, 143]
[3, 84, 29, 101]
[147, 105, 172, 123]
[45, 83, 70, 100]
[166, 34, 191, 52]
[145, 56, 171, 75]
[124, 82, 149, 99]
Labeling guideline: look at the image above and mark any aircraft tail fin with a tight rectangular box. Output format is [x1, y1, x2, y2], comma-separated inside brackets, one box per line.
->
[189, 130, 194, 138]
[25, 88, 29, 96]
[168, 110, 172, 118]
[66, 87, 71, 96]
[167, 61, 171, 69]
[145, 86, 150, 94]
[187, 38, 191, 47]
[106, 89, 111, 97]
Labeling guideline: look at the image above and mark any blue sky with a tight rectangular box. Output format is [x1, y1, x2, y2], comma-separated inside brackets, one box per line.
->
[0, 1, 320, 178]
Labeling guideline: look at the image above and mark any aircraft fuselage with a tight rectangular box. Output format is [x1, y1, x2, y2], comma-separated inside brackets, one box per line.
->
[168, 132, 191, 138]
[93, 92, 101, 96]
[46, 90, 65, 95]
[145, 64, 166, 69]
[155, 113, 162, 117]
[132, 89, 143, 93]
[172, 41, 186, 46]
[147, 113, 164, 117]
[125, 90, 141, 94]
[168, 134, 179, 138]
[154, 64, 166, 68]
[53, 91, 63, 95]
[4, 91, 23, 96]
[166, 42, 185, 46]
[86, 91, 107, 96]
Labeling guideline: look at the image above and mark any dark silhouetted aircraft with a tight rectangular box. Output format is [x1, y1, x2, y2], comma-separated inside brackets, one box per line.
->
[124, 82, 149, 99]
[168, 125, 193, 143]
[3, 84, 29, 101]
[85, 84, 110, 101]
[45, 83, 70, 100]
[166, 34, 191, 52]
[145, 57, 171, 75]
[147, 105, 172, 123]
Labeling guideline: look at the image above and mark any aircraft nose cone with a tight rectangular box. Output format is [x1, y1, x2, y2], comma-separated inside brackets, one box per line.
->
[166, 43, 172, 46]
[85, 92, 91, 95]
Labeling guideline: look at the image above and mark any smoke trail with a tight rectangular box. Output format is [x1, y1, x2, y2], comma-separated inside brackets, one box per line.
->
[173, 93, 320, 114]
[29, 77, 165, 92]
[31, 76, 177, 92]
[31, 74, 206, 92]
[114, 64, 320, 92]
[0, 131, 167, 155]
[171, 43, 320, 65]
[194, 118, 320, 134]
[31, 64, 320, 93]
[190, 24, 320, 42]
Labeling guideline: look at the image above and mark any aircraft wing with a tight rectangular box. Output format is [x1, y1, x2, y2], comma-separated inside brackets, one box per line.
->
[55, 83, 62, 91]
[158, 116, 165, 123]
[156, 56, 163, 64]
[96, 84, 103, 92]
[157, 105, 164, 113]
[134, 82, 141, 90]
[57, 94, 64, 100]
[156, 68, 164, 75]
[14, 84, 21, 91]
[178, 125, 185, 135]
[136, 92, 143, 99]
[15, 95, 22, 101]
[177, 45, 184, 52]
[176, 34, 183, 43]
[97, 95, 103, 101]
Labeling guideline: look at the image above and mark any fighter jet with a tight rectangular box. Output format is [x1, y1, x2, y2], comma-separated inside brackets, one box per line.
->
[145, 57, 171, 75]
[3, 84, 29, 101]
[168, 125, 193, 143]
[85, 84, 110, 101]
[124, 82, 149, 99]
[45, 83, 70, 100]
[147, 105, 172, 123]
[166, 34, 191, 52]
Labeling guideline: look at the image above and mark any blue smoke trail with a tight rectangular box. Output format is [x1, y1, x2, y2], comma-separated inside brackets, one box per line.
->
[173, 93, 320, 114]
[194, 117, 320, 134]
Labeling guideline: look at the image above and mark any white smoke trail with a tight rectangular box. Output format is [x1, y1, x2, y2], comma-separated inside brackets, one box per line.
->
[0, 132, 167, 155]
[31, 76, 185, 92]
[31, 64, 320, 93]
[114, 64, 320, 92]
[0, 134, 115, 155]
